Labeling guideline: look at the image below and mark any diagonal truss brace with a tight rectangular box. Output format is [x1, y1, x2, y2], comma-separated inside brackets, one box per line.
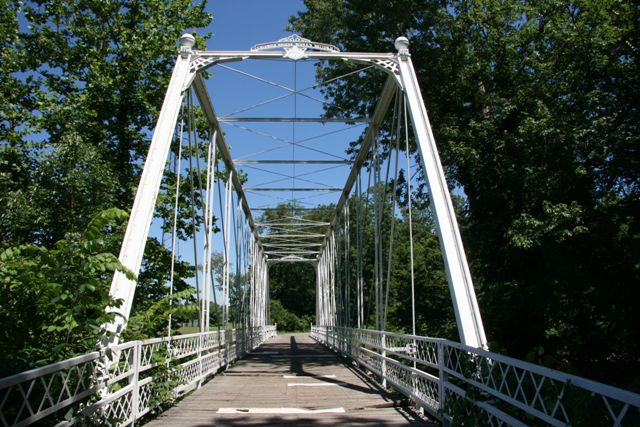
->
[104, 35, 196, 342]
[394, 37, 487, 349]
[105, 33, 487, 351]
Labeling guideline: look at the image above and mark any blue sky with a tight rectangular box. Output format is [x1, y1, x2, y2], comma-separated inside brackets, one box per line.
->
[161, 1, 367, 305]
[205, 1, 305, 50]
[156, 1, 416, 308]
[198, 1, 370, 212]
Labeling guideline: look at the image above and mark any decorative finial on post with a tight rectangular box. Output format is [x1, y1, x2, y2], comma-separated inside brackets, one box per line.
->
[394, 36, 410, 60]
[179, 33, 196, 58]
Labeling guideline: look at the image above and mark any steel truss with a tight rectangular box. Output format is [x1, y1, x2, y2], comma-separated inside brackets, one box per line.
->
[104, 33, 487, 349]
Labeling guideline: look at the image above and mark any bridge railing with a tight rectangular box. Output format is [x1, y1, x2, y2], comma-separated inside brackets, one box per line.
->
[0, 325, 277, 427]
[311, 325, 640, 426]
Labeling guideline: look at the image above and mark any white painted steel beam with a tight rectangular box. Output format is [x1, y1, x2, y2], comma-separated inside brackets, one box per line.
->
[191, 73, 261, 243]
[234, 160, 349, 164]
[104, 35, 195, 341]
[245, 187, 342, 192]
[261, 243, 323, 247]
[252, 207, 319, 211]
[318, 77, 397, 254]
[260, 234, 325, 238]
[394, 37, 487, 349]
[219, 117, 368, 123]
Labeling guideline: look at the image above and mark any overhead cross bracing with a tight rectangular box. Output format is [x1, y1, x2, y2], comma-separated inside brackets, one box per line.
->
[205, 54, 371, 265]
[104, 33, 488, 351]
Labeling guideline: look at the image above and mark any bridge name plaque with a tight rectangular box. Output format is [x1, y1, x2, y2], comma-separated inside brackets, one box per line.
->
[251, 34, 340, 60]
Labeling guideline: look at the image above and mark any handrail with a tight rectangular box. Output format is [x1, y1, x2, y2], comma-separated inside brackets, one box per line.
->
[0, 325, 277, 427]
[311, 325, 640, 426]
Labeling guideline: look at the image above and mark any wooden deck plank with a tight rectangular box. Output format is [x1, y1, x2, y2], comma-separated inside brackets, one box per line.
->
[145, 333, 436, 426]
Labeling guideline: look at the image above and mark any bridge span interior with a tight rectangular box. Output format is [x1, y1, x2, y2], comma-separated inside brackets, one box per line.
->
[1, 35, 638, 427]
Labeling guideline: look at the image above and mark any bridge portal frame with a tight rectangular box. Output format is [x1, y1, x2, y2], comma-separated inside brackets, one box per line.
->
[105, 33, 487, 349]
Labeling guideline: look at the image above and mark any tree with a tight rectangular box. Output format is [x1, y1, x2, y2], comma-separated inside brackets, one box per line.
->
[0, 209, 132, 376]
[0, 0, 213, 372]
[1, 0, 212, 246]
[291, 0, 640, 388]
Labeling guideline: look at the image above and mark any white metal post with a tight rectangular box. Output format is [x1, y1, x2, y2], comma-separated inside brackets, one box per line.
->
[202, 130, 217, 332]
[394, 36, 487, 349]
[105, 34, 195, 341]
[223, 172, 233, 329]
[381, 332, 387, 388]
[131, 341, 140, 423]
[250, 239, 256, 327]
[316, 262, 320, 325]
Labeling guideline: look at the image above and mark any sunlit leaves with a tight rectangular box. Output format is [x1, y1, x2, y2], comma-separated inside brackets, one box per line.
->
[0, 209, 130, 376]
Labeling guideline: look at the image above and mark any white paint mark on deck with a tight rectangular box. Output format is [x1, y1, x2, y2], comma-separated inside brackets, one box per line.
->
[287, 382, 347, 387]
[217, 407, 346, 414]
[283, 374, 337, 379]
[270, 354, 336, 358]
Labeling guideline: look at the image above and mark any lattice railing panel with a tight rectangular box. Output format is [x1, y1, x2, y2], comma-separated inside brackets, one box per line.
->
[414, 371, 440, 411]
[0, 353, 100, 427]
[169, 334, 201, 359]
[201, 331, 220, 351]
[137, 380, 153, 418]
[139, 339, 167, 370]
[200, 352, 221, 378]
[108, 344, 136, 383]
[443, 343, 640, 426]
[312, 325, 640, 426]
[102, 387, 134, 426]
[0, 325, 277, 426]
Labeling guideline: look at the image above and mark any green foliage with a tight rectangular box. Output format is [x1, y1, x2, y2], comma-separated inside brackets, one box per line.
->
[262, 197, 458, 339]
[134, 237, 195, 313]
[260, 203, 329, 321]
[0, 0, 212, 246]
[269, 262, 317, 320]
[124, 288, 198, 341]
[145, 347, 185, 414]
[0, 0, 212, 375]
[0, 208, 131, 376]
[291, 0, 640, 389]
[270, 299, 311, 332]
[209, 250, 251, 328]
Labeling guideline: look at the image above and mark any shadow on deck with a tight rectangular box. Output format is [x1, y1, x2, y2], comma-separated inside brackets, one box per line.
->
[145, 333, 436, 426]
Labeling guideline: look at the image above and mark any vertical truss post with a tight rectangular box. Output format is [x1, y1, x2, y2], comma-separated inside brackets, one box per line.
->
[319, 254, 324, 325]
[223, 172, 233, 329]
[356, 174, 363, 329]
[336, 216, 342, 327]
[104, 34, 195, 341]
[344, 203, 350, 327]
[331, 232, 338, 327]
[394, 37, 487, 349]
[234, 199, 241, 327]
[320, 252, 325, 325]
[373, 136, 382, 331]
[202, 129, 217, 332]
[265, 260, 270, 324]
[316, 262, 320, 325]
[254, 247, 259, 327]
[263, 256, 269, 325]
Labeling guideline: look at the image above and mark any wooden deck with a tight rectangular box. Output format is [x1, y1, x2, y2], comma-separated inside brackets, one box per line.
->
[146, 333, 434, 426]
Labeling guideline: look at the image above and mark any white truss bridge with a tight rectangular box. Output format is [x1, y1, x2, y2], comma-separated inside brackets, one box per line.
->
[1, 34, 638, 426]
